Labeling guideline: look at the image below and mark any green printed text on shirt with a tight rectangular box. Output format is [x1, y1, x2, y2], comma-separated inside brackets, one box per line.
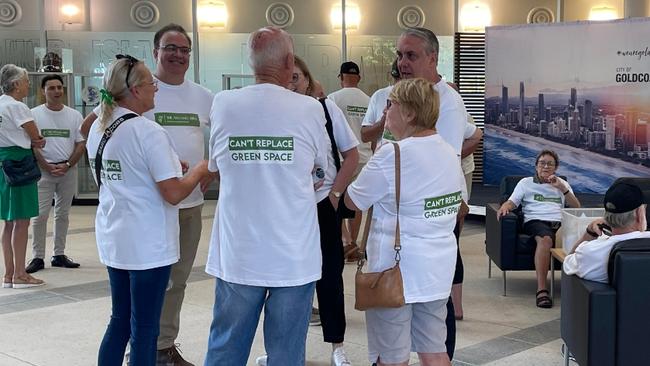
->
[228, 136, 294, 164]
[533, 194, 561, 204]
[41, 129, 70, 138]
[154, 112, 200, 127]
[423, 191, 462, 219]
[346, 105, 367, 118]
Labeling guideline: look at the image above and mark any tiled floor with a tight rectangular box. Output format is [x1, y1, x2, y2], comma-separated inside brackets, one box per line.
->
[0, 202, 570, 366]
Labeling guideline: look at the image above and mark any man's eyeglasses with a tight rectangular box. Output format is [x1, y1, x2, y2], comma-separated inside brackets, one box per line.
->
[537, 160, 556, 168]
[158, 44, 192, 55]
[116, 54, 139, 88]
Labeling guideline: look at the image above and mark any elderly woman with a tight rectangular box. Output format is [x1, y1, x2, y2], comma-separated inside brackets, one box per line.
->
[0, 64, 46, 289]
[86, 55, 209, 365]
[344, 78, 463, 366]
[283, 55, 359, 366]
[497, 150, 580, 308]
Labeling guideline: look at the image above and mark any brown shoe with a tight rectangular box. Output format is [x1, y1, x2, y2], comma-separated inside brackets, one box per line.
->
[156, 344, 194, 366]
[343, 243, 363, 263]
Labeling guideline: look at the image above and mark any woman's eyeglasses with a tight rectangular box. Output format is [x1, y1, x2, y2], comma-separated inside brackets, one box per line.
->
[537, 160, 556, 167]
[116, 54, 139, 88]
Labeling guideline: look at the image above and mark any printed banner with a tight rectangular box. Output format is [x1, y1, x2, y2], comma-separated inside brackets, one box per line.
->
[484, 18, 650, 193]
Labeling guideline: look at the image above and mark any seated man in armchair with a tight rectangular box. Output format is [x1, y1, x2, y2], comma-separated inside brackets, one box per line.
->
[564, 181, 650, 283]
[496, 150, 581, 308]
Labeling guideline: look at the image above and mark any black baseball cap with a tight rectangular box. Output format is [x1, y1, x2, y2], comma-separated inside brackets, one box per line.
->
[604, 181, 645, 213]
[339, 61, 360, 75]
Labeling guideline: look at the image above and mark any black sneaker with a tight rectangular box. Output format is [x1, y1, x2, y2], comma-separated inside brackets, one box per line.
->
[26, 258, 45, 273]
[51, 255, 80, 268]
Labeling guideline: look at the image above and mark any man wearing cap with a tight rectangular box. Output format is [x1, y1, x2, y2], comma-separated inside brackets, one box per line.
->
[564, 182, 650, 283]
[328, 61, 370, 258]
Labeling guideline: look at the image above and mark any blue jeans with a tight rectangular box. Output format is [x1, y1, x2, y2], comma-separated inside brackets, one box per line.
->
[204, 278, 316, 366]
[98, 265, 171, 366]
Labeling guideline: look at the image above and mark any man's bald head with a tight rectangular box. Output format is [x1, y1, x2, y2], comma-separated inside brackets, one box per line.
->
[248, 26, 294, 72]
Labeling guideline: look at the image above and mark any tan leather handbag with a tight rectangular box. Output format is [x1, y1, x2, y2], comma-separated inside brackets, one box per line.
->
[354, 143, 405, 311]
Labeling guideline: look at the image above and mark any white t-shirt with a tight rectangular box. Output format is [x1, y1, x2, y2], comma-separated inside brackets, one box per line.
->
[31, 104, 84, 163]
[0, 94, 33, 148]
[143, 78, 214, 209]
[206, 83, 330, 287]
[328, 87, 371, 164]
[362, 86, 392, 144]
[315, 98, 358, 202]
[508, 177, 573, 223]
[347, 135, 464, 303]
[86, 106, 182, 270]
[461, 114, 477, 175]
[564, 231, 650, 283]
[361, 80, 467, 156]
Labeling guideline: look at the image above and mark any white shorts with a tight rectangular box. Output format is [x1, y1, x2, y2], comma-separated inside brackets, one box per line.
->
[365, 299, 448, 364]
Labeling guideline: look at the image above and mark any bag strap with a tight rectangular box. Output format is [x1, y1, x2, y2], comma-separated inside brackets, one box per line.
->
[318, 97, 341, 171]
[357, 142, 401, 270]
[94, 113, 138, 187]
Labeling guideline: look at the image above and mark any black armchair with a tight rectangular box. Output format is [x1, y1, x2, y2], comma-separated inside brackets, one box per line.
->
[485, 175, 537, 295]
[560, 238, 650, 366]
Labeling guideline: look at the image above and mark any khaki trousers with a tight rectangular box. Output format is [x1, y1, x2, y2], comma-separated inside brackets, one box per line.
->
[31, 168, 77, 259]
[157, 204, 203, 349]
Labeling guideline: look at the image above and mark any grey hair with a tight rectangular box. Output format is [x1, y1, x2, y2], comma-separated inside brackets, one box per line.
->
[248, 27, 293, 71]
[401, 27, 439, 56]
[0, 64, 28, 94]
[604, 209, 638, 229]
[99, 59, 148, 130]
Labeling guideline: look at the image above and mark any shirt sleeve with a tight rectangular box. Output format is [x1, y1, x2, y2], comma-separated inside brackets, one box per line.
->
[327, 100, 359, 152]
[143, 126, 182, 183]
[563, 252, 579, 275]
[73, 111, 86, 142]
[347, 143, 392, 210]
[463, 117, 477, 139]
[436, 103, 466, 156]
[9, 101, 34, 127]
[507, 179, 526, 207]
[362, 90, 381, 127]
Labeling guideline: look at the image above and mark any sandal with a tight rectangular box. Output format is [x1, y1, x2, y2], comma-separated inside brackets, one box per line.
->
[536, 289, 553, 308]
[2, 276, 12, 288]
[13, 275, 45, 289]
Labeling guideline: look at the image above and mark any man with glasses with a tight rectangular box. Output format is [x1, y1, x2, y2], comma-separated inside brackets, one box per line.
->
[497, 150, 581, 308]
[81, 23, 213, 366]
[146, 23, 214, 366]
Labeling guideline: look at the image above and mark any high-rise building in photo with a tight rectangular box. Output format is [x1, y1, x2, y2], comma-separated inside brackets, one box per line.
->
[502, 85, 508, 115]
[584, 100, 593, 130]
[606, 115, 616, 150]
[538, 93, 544, 122]
[570, 87, 577, 108]
[519, 81, 525, 127]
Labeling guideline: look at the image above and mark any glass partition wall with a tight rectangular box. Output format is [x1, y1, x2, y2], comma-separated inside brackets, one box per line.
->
[0, 1, 455, 199]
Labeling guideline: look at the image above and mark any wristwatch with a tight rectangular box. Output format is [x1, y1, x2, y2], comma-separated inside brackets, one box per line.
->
[65, 161, 71, 168]
[330, 190, 342, 198]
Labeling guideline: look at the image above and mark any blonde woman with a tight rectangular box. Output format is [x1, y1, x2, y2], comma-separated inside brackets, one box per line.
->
[0, 64, 46, 289]
[86, 55, 209, 365]
[345, 78, 463, 366]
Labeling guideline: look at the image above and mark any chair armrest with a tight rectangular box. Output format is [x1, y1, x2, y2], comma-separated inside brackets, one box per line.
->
[561, 272, 616, 366]
[485, 203, 519, 269]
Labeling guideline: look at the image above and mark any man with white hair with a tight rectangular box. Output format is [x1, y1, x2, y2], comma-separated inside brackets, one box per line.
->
[564, 181, 650, 283]
[203, 26, 329, 366]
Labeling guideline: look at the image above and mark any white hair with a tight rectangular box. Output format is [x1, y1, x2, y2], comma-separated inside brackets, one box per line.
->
[0, 64, 28, 93]
[248, 27, 293, 72]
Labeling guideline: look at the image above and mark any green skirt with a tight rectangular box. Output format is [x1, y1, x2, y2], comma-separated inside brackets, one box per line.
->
[0, 146, 39, 221]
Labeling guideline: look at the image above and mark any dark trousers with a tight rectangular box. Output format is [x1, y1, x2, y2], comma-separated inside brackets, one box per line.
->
[315, 197, 346, 343]
[445, 221, 463, 360]
[98, 265, 171, 366]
